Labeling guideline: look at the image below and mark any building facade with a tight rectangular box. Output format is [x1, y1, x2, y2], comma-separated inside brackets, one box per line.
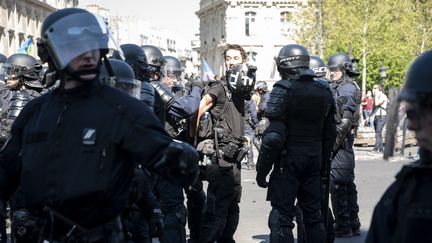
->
[196, 0, 308, 81]
[0, 0, 78, 57]
[86, 3, 198, 76]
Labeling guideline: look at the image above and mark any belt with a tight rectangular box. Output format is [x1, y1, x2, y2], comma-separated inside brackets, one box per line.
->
[39, 207, 125, 243]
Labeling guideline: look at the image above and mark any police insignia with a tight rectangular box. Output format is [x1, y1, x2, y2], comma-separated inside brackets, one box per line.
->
[82, 128, 96, 145]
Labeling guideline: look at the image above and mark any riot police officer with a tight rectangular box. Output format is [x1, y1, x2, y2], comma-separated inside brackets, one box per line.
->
[161, 56, 185, 96]
[311, 55, 336, 243]
[112, 43, 164, 121]
[160, 55, 206, 243]
[100, 59, 164, 242]
[310, 55, 328, 79]
[0, 8, 198, 242]
[327, 53, 361, 238]
[152, 55, 202, 243]
[0, 53, 43, 144]
[255, 44, 336, 243]
[366, 50, 432, 243]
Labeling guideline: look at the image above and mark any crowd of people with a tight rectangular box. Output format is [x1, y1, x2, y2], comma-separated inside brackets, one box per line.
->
[0, 7, 430, 243]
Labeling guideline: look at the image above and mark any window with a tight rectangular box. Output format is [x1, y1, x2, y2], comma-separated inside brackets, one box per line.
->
[280, 11, 292, 37]
[245, 11, 256, 36]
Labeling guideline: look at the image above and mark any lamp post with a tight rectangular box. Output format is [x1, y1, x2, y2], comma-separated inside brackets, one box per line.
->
[379, 64, 387, 82]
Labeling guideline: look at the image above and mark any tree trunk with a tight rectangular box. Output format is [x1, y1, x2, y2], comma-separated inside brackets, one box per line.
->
[384, 88, 400, 160]
[361, 2, 368, 98]
[316, 0, 324, 58]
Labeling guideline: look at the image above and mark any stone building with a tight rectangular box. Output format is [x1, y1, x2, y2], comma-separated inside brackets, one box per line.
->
[0, 0, 78, 57]
[85, 3, 198, 76]
[196, 0, 308, 81]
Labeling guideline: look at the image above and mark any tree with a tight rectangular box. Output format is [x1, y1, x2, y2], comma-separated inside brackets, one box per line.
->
[296, 0, 430, 93]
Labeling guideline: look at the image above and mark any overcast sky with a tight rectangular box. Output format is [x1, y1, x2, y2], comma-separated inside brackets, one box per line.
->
[79, 0, 200, 40]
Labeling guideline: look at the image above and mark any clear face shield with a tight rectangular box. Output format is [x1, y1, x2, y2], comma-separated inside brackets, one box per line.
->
[161, 69, 182, 88]
[113, 79, 141, 99]
[43, 12, 123, 70]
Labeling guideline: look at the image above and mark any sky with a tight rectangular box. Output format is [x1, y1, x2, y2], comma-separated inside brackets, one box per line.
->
[79, 0, 200, 40]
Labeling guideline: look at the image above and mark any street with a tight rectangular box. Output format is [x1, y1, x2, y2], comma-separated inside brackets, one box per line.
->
[231, 146, 417, 243]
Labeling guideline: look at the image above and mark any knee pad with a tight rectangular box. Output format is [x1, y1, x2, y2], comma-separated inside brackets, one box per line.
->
[268, 209, 294, 243]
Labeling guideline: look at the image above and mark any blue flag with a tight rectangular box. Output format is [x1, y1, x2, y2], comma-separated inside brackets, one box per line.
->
[17, 36, 33, 55]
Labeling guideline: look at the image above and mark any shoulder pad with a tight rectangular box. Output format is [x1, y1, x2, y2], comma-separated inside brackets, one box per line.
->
[273, 79, 293, 90]
[351, 81, 360, 91]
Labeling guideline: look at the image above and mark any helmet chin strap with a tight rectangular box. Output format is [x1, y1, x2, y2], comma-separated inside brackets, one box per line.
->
[59, 56, 113, 88]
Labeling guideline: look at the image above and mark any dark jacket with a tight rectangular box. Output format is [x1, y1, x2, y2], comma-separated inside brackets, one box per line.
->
[0, 80, 172, 228]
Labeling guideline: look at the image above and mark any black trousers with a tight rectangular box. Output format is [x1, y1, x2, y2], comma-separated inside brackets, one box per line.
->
[268, 155, 325, 243]
[199, 162, 242, 243]
[330, 133, 360, 233]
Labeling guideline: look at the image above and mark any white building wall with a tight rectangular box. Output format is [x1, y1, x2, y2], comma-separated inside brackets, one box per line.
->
[197, 0, 308, 81]
[0, 0, 78, 58]
[85, 4, 197, 76]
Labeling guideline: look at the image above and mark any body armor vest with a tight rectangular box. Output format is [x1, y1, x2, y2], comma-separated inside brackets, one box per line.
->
[330, 77, 361, 125]
[283, 79, 330, 145]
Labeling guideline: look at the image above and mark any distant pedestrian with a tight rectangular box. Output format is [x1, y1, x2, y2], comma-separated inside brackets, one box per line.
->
[372, 84, 388, 153]
[361, 90, 374, 126]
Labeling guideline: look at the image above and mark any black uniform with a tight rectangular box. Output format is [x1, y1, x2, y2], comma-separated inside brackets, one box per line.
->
[329, 75, 361, 236]
[0, 81, 178, 241]
[366, 149, 432, 243]
[256, 76, 336, 243]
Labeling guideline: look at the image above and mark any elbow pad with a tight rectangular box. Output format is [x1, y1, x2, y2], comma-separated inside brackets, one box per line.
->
[150, 81, 175, 110]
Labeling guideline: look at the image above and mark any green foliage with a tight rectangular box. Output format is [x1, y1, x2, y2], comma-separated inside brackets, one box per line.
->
[296, 0, 431, 92]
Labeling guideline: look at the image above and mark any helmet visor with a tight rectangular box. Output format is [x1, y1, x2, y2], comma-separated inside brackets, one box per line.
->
[1, 63, 23, 79]
[44, 13, 123, 70]
[114, 80, 141, 99]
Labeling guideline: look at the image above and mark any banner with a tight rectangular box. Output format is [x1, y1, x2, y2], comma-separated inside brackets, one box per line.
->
[202, 59, 215, 82]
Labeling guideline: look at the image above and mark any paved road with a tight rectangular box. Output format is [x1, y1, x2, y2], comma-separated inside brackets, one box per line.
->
[232, 146, 417, 243]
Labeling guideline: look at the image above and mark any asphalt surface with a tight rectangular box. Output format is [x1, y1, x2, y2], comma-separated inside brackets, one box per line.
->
[231, 146, 418, 243]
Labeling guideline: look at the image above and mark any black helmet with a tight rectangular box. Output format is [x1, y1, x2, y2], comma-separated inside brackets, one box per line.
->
[161, 56, 182, 79]
[226, 63, 256, 95]
[0, 53, 6, 63]
[255, 80, 268, 92]
[0, 54, 6, 83]
[100, 59, 140, 99]
[141, 45, 165, 67]
[327, 53, 359, 77]
[399, 50, 432, 104]
[2, 53, 43, 90]
[37, 8, 119, 70]
[310, 55, 327, 78]
[112, 44, 149, 81]
[275, 44, 310, 71]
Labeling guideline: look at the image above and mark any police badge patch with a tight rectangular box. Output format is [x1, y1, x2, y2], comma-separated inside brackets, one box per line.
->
[82, 128, 96, 145]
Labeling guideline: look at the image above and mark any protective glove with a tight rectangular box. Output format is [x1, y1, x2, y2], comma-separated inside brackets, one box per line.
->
[149, 208, 164, 238]
[154, 141, 199, 187]
[256, 173, 268, 188]
[12, 209, 39, 242]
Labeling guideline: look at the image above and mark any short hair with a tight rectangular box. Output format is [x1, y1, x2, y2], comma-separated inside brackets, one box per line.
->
[223, 44, 247, 63]
[373, 84, 383, 91]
